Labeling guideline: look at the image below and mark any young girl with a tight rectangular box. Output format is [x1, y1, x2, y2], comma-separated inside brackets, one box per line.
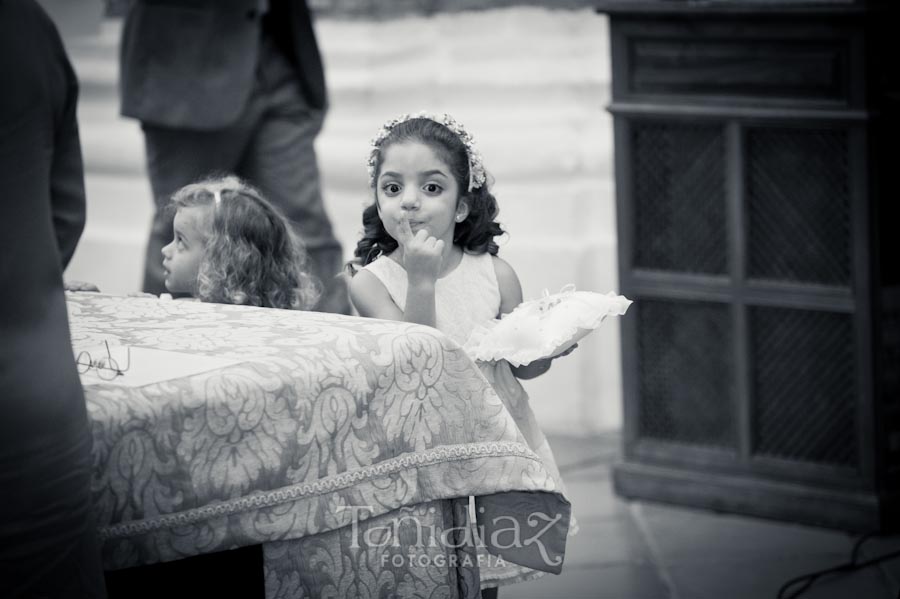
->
[161, 175, 320, 309]
[350, 113, 568, 377]
[348, 113, 573, 593]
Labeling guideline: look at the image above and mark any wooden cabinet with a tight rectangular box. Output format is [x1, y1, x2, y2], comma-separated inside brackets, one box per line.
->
[597, 0, 900, 530]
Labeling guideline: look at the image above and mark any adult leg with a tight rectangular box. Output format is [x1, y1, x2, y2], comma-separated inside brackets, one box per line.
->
[105, 544, 263, 599]
[1, 397, 106, 598]
[140, 124, 254, 294]
[237, 39, 351, 314]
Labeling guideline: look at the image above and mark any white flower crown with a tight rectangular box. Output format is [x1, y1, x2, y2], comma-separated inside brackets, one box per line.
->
[366, 111, 487, 192]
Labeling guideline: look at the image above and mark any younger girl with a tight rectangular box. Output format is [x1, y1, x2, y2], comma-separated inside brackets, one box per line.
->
[348, 113, 573, 592]
[161, 175, 320, 309]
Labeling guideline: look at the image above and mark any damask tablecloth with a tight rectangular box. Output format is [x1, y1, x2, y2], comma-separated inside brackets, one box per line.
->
[67, 293, 570, 598]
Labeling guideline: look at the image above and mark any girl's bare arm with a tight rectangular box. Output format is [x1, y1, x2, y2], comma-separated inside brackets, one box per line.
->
[492, 255, 573, 380]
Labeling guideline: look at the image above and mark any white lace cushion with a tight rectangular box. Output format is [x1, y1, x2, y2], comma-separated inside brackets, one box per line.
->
[464, 288, 633, 367]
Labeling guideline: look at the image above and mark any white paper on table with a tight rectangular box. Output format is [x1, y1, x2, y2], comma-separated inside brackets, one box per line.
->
[74, 344, 243, 388]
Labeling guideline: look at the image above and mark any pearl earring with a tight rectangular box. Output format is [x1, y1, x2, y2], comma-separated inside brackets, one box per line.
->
[456, 214, 465, 222]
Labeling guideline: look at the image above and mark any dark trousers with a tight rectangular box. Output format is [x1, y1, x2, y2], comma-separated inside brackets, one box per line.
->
[105, 543, 500, 598]
[105, 544, 264, 599]
[140, 35, 349, 314]
[0, 417, 107, 598]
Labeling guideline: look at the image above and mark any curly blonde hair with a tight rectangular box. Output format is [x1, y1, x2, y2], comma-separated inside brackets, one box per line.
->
[170, 175, 320, 310]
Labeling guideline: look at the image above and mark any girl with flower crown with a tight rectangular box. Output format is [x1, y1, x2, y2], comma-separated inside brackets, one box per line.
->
[350, 113, 572, 377]
[348, 113, 574, 594]
[160, 174, 320, 309]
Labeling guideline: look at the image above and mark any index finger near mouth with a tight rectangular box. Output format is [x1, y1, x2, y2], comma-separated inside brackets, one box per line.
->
[395, 214, 414, 244]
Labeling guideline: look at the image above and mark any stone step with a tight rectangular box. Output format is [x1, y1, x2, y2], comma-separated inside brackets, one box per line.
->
[306, 0, 605, 21]
[319, 116, 614, 187]
[77, 103, 614, 184]
[71, 176, 616, 292]
[77, 168, 613, 232]
[68, 9, 610, 115]
[70, 10, 613, 187]
[68, 9, 609, 85]
[67, 171, 153, 294]
[78, 179, 616, 260]
[73, 47, 611, 119]
[76, 116, 144, 177]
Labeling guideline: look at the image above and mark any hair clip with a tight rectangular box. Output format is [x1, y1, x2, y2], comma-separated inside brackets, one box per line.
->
[367, 112, 487, 192]
[213, 190, 222, 206]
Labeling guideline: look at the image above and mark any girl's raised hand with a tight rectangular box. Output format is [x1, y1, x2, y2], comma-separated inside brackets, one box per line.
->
[396, 215, 444, 284]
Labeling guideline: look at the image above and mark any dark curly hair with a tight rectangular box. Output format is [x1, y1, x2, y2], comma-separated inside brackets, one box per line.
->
[350, 117, 505, 270]
[170, 175, 320, 309]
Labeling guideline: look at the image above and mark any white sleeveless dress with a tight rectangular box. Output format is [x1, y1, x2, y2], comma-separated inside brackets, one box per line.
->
[362, 251, 501, 347]
[363, 252, 573, 588]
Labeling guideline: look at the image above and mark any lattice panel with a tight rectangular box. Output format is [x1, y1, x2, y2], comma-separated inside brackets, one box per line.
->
[746, 128, 852, 286]
[881, 290, 900, 484]
[638, 299, 735, 448]
[631, 122, 727, 275]
[751, 306, 857, 468]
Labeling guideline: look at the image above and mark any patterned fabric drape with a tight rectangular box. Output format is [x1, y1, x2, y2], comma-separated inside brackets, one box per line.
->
[68, 293, 569, 597]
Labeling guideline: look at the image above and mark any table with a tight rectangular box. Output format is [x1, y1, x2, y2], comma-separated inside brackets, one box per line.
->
[67, 293, 570, 598]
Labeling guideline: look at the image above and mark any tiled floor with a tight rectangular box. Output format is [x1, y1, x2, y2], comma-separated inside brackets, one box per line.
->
[519, 434, 900, 599]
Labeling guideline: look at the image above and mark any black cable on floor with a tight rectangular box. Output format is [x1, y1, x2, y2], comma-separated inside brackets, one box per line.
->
[776, 531, 900, 599]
